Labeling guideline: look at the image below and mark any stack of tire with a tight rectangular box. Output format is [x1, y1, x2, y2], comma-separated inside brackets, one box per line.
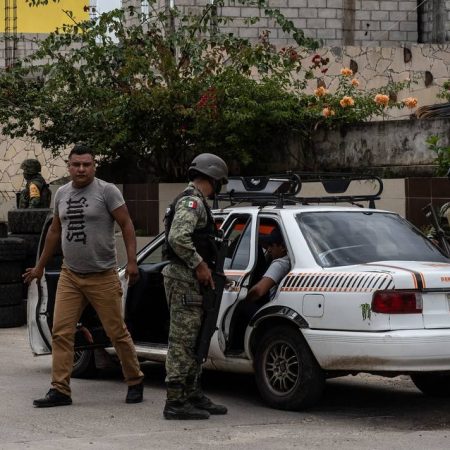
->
[0, 224, 27, 328]
[0, 209, 51, 328]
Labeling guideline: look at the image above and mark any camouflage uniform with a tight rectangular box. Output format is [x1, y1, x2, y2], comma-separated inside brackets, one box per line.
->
[428, 202, 450, 241]
[19, 159, 50, 209]
[162, 182, 209, 404]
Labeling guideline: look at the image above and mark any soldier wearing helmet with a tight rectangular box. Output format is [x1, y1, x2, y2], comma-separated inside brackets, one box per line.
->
[19, 159, 51, 208]
[162, 153, 228, 420]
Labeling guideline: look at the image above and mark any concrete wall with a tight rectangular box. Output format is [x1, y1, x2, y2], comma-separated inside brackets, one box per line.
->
[311, 118, 450, 176]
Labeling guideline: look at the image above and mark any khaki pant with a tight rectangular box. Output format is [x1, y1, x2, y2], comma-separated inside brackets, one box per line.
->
[51, 267, 144, 396]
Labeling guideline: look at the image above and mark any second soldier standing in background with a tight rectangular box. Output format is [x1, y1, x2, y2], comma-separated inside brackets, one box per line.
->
[162, 153, 228, 420]
[19, 159, 51, 208]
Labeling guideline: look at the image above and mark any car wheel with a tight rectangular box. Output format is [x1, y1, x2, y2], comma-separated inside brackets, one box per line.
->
[72, 349, 97, 379]
[411, 373, 450, 397]
[254, 325, 325, 410]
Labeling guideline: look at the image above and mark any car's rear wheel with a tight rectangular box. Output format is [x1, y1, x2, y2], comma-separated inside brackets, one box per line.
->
[254, 325, 325, 410]
[411, 373, 450, 397]
[72, 349, 97, 379]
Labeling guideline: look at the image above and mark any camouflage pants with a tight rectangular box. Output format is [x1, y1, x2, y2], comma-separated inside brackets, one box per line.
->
[164, 276, 204, 402]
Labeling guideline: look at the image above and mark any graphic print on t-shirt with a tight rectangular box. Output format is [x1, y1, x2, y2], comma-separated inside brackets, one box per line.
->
[65, 196, 88, 244]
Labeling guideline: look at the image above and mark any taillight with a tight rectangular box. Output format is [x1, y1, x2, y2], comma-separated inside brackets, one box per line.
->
[372, 290, 423, 314]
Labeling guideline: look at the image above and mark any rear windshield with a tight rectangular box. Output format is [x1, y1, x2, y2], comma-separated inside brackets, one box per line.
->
[297, 211, 449, 267]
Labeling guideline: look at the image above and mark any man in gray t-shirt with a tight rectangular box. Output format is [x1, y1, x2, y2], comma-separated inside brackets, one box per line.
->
[229, 227, 291, 350]
[23, 144, 144, 408]
[246, 227, 291, 303]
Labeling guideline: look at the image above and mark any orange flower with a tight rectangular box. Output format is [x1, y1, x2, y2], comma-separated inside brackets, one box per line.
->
[374, 94, 389, 107]
[351, 78, 359, 87]
[322, 107, 335, 117]
[339, 96, 355, 107]
[340, 67, 353, 77]
[314, 86, 328, 97]
[402, 97, 418, 108]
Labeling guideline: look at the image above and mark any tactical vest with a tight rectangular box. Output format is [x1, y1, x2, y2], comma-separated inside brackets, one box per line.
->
[162, 188, 219, 270]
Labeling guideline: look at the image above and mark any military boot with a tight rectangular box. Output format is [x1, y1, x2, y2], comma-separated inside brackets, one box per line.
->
[163, 400, 210, 420]
[189, 394, 228, 415]
[164, 382, 209, 420]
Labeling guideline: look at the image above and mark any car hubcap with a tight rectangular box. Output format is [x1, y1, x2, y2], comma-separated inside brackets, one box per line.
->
[264, 341, 299, 395]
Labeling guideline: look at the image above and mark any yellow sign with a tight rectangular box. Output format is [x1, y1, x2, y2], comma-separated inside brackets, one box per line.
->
[0, 0, 90, 33]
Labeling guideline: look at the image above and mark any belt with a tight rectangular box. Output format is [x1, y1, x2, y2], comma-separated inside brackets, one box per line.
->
[63, 266, 117, 277]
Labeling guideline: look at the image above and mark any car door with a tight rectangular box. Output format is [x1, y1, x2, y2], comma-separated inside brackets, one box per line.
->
[211, 211, 258, 358]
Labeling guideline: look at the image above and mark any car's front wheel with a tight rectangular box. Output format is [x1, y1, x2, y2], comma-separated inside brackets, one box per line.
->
[254, 325, 325, 410]
[72, 349, 97, 378]
[411, 373, 450, 397]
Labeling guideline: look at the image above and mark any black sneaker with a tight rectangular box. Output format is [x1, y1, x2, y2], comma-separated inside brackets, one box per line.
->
[163, 401, 210, 420]
[33, 389, 72, 408]
[190, 395, 228, 415]
[126, 381, 144, 404]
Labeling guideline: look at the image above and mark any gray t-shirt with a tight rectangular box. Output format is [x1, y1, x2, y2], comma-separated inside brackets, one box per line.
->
[264, 255, 291, 299]
[54, 178, 124, 273]
[264, 255, 291, 284]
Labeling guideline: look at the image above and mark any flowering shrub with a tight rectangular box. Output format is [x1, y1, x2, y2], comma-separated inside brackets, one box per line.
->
[0, 2, 419, 180]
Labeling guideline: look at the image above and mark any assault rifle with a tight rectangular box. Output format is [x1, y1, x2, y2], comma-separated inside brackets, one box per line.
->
[423, 203, 450, 257]
[195, 232, 228, 363]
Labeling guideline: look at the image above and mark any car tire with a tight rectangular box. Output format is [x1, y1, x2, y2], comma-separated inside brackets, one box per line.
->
[0, 237, 26, 261]
[410, 373, 450, 397]
[254, 325, 325, 410]
[0, 261, 23, 283]
[9, 233, 41, 257]
[7, 208, 51, 234]
[72, 349, 97, 379]
[0, 302, 26, 328]
[0, 283, 23, 306]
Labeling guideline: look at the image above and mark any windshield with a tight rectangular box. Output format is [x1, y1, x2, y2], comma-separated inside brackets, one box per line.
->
[297, 211, 448, 267]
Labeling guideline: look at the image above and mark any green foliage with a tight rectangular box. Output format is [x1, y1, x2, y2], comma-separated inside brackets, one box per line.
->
[1, 1, 412, 181]
[426, 135, 450, 176]
[437, 80, 450, 101]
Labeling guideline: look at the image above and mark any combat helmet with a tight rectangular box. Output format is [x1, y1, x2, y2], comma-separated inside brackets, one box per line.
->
[20, 159, 42, 176]
[188, 153, 228, 185]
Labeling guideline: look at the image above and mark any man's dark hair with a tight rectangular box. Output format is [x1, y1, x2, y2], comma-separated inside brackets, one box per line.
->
[68, 143, 95, 159]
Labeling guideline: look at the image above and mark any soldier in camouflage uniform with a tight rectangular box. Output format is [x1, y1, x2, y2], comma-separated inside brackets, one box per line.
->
[19, 159, 51, 208]
[162, 153, 228, 420]
[428, 168, 450, 244]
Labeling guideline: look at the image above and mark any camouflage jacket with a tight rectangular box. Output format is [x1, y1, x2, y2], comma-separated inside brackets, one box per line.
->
[428, 202, 450, 241]
[19, 174, 50, 208]
[162, 182, 210, 282]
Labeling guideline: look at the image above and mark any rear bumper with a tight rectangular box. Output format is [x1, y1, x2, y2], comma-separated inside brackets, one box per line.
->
[304, 328, 450, 372]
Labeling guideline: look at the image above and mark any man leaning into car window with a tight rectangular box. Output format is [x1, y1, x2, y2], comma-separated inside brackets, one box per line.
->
[23, 143, 144, 408]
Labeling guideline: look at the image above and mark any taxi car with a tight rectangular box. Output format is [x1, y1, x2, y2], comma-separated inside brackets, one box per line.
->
[27, 174, 450, 410]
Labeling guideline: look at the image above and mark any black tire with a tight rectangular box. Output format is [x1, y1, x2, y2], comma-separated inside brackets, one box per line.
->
[0, 222, 7, 237]
[0, 283, 23, 306]
[7, 208, 51, 234]
[254, 325, 325, 410]
[0, 302, 26, 328]
[0, 237, 26, 261]
[9, 233, 41, 257]
[0, 261, 23, 283]
[72, 349, 97, 378]
[411, 373, 450, 397]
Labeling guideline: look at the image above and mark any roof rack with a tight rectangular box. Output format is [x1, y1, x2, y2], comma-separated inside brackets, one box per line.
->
[215, 172, 383, 209]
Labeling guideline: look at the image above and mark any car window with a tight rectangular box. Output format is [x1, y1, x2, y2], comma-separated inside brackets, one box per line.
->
[139, 238, 165, 264]
[223, 216, 252, 270]
[297, 211, 449, 267]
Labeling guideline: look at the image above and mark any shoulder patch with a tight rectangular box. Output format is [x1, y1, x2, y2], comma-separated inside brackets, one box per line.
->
[183, 199, 198, 209]
[29, 183, 40, 198]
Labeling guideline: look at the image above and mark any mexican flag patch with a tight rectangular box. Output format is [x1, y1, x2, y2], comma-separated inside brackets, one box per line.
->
[184, 199, 198, 209]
